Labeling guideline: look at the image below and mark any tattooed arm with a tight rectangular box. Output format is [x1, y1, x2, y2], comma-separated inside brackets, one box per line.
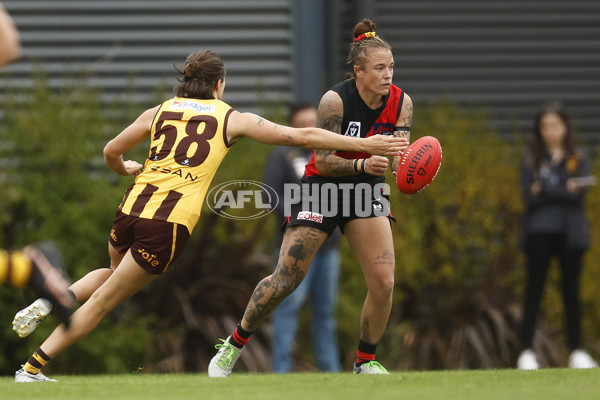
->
[391, 93, 413, 174]
[313, 90, 358, 176]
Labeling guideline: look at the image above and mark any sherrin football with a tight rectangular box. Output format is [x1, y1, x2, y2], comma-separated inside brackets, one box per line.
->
[396, 136, 442, 194]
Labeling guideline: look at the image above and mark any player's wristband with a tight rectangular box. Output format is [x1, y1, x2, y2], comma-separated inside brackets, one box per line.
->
[361, 159, 367, 173]
[353, 159, 359, 173]
[393, 126, 411, 134]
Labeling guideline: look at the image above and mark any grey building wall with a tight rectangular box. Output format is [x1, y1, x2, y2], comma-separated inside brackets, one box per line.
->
[1, 0, 294, 114]
[372, 0, 600, 149]
[3, 1, 599, 151]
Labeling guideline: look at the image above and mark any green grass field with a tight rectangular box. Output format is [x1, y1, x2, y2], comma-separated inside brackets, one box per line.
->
[1, 368, 599, 400]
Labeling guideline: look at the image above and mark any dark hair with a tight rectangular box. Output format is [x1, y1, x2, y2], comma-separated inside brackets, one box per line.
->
[288, 100, 316, 123]
[530, 101, 576, 170]
[347, 18, 392, 78]
[174, 50, 226, 99]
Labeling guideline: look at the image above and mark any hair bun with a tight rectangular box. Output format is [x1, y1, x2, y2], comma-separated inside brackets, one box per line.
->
[185, 60, 201, 77]
[353, 18, 376, 39]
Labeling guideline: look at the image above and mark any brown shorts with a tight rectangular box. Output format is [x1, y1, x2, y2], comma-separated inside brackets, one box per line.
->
[109, 211, 190, 274]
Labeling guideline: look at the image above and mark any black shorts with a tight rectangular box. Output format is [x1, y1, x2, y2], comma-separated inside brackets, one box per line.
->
[282, 177, 395, 235]
[109, 211, 190, 274]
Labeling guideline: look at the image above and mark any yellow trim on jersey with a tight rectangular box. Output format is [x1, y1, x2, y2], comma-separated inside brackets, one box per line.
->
[163, 224, 178, 273]
[119, 97, 233, 233]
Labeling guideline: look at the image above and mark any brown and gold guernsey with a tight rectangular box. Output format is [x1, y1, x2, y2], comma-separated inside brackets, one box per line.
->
[119, 97, 234, 234]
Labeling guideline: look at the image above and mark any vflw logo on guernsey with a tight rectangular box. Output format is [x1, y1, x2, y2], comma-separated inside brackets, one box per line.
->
[344, 122, 361, 137]
[297, 211, 324, 223]
[171, 100, 216, 113]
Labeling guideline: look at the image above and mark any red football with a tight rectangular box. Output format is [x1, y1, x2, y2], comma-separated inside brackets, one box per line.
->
[396, 136, 442, 194]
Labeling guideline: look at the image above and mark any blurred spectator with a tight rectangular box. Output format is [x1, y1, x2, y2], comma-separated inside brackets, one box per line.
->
[517, 101, 598, 370]
[263, 101, 342, 372]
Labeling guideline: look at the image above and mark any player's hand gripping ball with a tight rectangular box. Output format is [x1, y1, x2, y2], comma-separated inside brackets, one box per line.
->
[396, 136, 442, 194]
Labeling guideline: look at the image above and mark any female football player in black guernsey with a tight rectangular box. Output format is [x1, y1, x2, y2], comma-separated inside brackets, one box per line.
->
[209, 18, 412, 376]
[14, 49, 406, 382]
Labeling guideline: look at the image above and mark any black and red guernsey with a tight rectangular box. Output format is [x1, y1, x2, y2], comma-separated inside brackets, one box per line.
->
[304, 79, 404, 183]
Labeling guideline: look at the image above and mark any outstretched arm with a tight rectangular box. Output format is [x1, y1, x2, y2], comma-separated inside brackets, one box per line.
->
[226, 104, 405, 157]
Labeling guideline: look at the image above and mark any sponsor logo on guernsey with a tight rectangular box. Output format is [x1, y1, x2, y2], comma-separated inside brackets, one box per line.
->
[344, 122, 361, 137]
[297, 211, 324, 223]
[372, 122, 395, 135]
[171, 100, 216, 113]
